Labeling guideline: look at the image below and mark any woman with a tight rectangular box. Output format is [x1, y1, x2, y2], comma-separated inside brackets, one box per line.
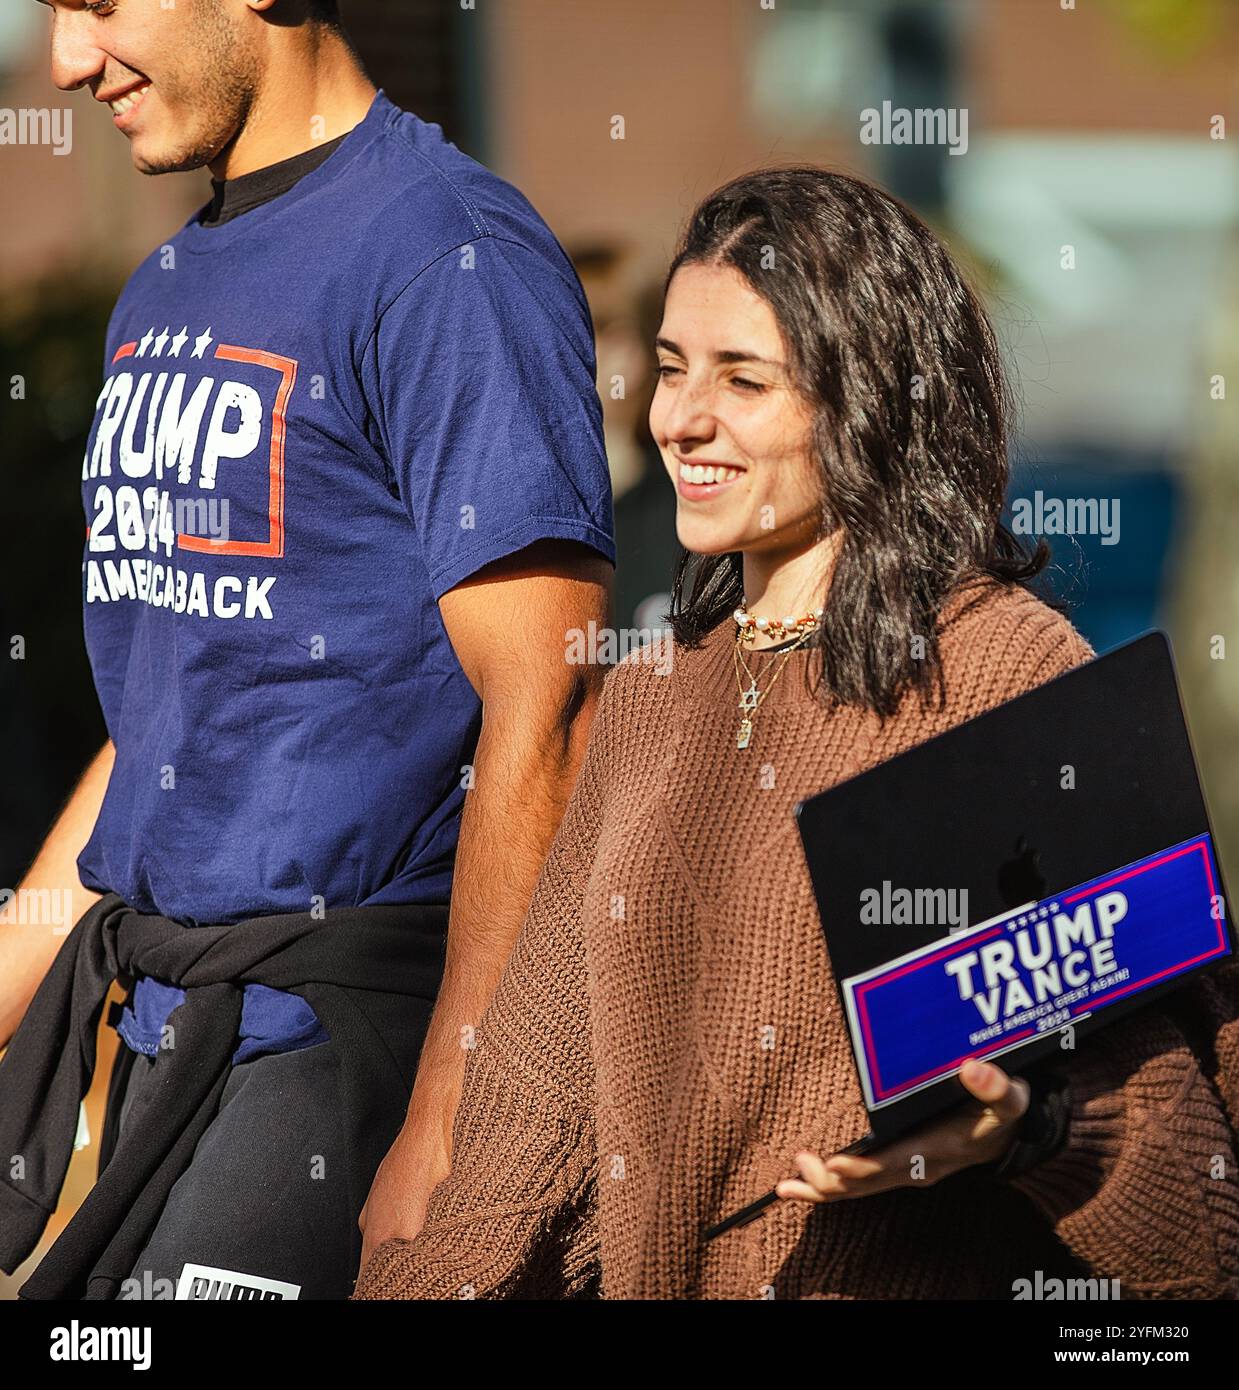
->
[353, 168, 1239, 1300]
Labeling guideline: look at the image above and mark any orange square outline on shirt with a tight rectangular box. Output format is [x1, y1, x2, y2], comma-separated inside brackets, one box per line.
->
[178, 343, 298, 559]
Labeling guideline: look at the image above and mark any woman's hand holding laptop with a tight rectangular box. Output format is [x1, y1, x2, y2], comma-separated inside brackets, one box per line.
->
[775, 1059, 1031, 1205]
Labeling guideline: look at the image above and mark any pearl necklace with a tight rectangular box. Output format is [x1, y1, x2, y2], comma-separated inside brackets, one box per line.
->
[732, 603, 824, 645]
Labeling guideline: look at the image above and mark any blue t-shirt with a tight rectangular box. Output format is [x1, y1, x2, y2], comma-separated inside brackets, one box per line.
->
[77, 91, 614, 1059]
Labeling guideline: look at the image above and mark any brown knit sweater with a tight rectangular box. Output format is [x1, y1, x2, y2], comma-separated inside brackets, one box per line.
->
[354, 581, 1239, 1300]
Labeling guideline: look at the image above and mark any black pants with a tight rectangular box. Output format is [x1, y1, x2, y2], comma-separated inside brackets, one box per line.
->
[98, 987, 432, 1301]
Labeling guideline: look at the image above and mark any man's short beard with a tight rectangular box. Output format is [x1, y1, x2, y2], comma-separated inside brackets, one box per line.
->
[134, 7, 261, 175]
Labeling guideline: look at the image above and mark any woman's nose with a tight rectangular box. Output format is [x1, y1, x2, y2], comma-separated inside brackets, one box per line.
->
[661, 379, 717, 445]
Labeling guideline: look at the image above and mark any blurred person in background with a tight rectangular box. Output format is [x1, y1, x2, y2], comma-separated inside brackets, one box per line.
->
[354, 167, 1239, 1301]
[0, 0, 613, 1300]
[573, 242, 679, 636]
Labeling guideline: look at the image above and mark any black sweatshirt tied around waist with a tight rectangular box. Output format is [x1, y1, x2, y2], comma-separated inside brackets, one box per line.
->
[0, 891, 446, 1300]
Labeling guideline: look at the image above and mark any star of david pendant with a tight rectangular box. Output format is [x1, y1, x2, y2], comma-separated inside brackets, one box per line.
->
[739, 681, 759, 712]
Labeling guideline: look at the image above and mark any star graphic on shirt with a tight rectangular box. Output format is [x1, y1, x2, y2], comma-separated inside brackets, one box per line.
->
[168, 326, 189, 357]
[191, 327, 214, 359]
[151, 326, 170, 357]
[136, 327, 154, 357]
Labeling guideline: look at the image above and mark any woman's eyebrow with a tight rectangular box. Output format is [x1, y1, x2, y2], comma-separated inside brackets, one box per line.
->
[655, 336, 784, 368]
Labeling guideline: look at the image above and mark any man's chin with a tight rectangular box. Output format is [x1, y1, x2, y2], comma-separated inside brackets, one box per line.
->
[128, 136, 213, 177]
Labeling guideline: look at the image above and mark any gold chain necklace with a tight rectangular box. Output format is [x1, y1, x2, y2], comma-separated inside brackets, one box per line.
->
[731, 625, 816, 750]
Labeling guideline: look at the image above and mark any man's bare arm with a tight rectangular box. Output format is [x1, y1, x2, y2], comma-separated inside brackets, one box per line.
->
[0, 741, 114, 1049]
[357, 539, 610, 1266]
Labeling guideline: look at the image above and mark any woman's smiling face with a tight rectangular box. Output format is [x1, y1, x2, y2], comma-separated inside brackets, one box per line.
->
[649, 261, 823, 560]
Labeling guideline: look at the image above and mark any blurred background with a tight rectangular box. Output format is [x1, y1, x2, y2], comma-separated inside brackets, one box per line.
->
[2, 0, 1237, 1294]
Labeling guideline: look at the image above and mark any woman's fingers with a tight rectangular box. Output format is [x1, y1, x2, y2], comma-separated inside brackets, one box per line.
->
[775, 1176, 831, 1203]
[824, 1152, 882, 1179]
[775, 1062, 1033, 1207]
[775, 1149, 898, 1203]
[959, 1058, 1030, 1127]
[776, 1150, 847, 1201]
[792, 1150, 835, 1192]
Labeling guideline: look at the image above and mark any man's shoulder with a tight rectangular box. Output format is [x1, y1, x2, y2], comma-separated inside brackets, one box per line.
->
[109, 104, 586, 358]
[340, 106, 578, 304]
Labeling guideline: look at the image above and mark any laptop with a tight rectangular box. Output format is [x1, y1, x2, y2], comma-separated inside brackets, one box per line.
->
[797, 628, 1231, 1143]
[704, 630, 1231, 1240]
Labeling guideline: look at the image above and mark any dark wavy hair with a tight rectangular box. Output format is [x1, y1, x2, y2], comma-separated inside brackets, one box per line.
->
[665, 166, 1047, 719]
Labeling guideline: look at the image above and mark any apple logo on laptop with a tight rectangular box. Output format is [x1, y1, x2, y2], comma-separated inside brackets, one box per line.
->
[997, 836, 1047, 908]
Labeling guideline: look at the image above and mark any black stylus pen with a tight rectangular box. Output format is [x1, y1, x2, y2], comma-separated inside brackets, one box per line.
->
[703, 1133, 878, 1241]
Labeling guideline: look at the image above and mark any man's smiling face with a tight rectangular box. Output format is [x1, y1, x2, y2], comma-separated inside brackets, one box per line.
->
[39, 0, 262, 175]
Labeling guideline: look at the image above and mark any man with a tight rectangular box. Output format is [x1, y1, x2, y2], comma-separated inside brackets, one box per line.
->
[0, 0, 613, 1300]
